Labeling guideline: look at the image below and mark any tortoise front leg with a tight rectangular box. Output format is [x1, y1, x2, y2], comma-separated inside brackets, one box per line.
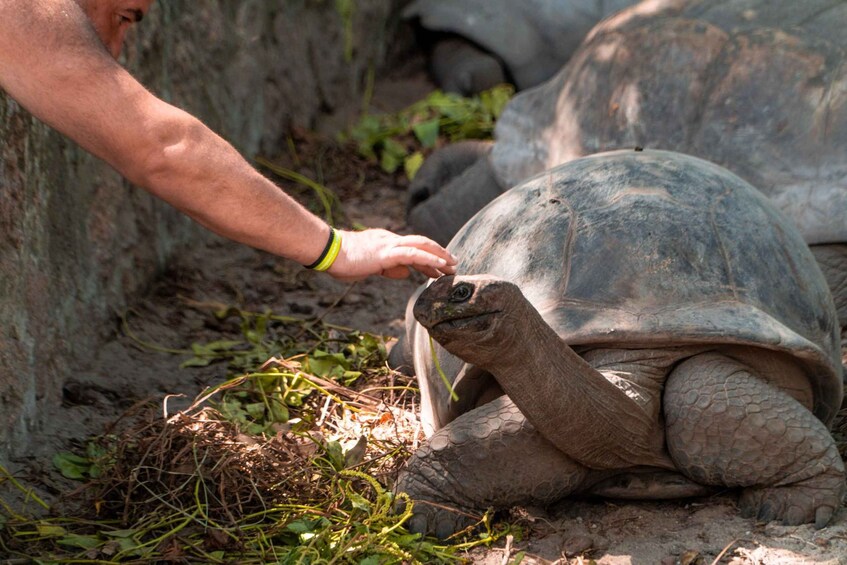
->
[395, 395, 591, 538]
[664, 352, 846, 528]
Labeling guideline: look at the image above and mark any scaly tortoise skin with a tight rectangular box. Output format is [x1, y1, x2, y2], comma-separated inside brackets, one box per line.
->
[395, 150, 845, 538]
[405, 0, 847, 336]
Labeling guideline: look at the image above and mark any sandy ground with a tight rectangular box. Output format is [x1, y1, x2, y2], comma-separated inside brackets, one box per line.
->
[6, 73, 847, 564]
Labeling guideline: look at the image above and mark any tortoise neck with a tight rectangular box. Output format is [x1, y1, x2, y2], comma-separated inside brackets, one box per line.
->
[474, 295, 674, 470]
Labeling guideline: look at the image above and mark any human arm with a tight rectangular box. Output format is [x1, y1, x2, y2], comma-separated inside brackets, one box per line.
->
[0, 0, 457, 280]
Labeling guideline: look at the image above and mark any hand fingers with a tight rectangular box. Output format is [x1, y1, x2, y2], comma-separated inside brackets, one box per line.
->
[396, 235, 458, 265]
[328, 229, 458, 281]
[411, 264, 447, 279]
[384, 246, 454, 276]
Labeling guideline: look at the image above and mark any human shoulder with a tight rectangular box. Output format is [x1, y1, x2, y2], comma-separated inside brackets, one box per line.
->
[0, 0, 120, 107]
[0, 0, 98, 49]
[0, 0, 149, 163]
[0, 0, 108, 82]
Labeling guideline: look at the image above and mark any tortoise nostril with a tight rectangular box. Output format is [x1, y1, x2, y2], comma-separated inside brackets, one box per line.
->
[449, 283, 474, 303]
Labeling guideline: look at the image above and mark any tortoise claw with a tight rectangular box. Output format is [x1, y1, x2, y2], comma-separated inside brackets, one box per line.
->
[739, 470, 845, 529]
[407, 514, 428, 536]
[756, 500, 778, 523]
[399, 498, 480, 539]
[815, 506, 835, 530]
[394, 465, 483, 539]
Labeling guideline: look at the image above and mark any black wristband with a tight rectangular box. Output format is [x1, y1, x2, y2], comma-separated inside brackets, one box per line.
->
[304, 227, 336, 270]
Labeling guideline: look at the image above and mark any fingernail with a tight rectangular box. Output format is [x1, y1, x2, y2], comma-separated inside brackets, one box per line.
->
[450, 254, 458, 262]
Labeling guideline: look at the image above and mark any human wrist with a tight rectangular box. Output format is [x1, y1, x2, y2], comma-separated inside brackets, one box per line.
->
[304, 226, 342, 271]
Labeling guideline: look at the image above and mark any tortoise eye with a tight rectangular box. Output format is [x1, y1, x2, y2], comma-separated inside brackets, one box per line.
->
[449, 283, 474, 303]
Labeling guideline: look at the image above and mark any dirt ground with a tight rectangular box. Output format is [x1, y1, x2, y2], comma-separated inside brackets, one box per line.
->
[7, 73, 847, 564]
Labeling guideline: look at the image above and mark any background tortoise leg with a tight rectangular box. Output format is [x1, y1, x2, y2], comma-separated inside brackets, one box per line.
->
[663, 352, 845, 528]
[395, 395, 590, 539]
[407, 150, 503, 246]
[810, 243, 847, 351]
[429, 37, 506, 96]
[406, 140, 493, 211]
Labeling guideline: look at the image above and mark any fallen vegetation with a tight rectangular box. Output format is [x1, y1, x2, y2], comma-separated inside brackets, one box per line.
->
[0, 308, 512, 563]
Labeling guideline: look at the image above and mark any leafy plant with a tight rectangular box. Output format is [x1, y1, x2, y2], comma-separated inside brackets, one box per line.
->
[53, 438, 116, 480]
[344, 85, 514, 178]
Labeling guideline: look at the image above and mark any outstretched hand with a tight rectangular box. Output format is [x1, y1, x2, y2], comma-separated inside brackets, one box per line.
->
[327, 229, 458, 281]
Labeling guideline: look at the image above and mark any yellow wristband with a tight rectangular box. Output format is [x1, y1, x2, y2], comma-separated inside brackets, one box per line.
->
[310, 228, 342, 272]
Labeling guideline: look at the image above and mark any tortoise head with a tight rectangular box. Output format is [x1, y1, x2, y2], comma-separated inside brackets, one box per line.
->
[413, 275, 525, 362]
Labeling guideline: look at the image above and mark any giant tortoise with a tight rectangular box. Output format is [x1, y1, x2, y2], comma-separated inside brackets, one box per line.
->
[406, 0, 847, 336]
[403, 0, 639, 95]
[394, 150, 845, 538]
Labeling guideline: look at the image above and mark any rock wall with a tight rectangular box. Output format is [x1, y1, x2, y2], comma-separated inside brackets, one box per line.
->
[0, 0, 408, 460]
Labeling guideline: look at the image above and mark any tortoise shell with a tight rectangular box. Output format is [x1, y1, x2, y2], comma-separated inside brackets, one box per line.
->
[491, 0, 847, 244]
[411, 150, 842, 435]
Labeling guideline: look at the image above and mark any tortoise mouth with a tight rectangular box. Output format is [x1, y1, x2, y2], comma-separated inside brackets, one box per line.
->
[431, 311, 501, 334]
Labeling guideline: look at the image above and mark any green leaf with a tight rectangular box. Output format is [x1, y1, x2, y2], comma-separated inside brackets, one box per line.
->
[379, 138, 407, 174]
[36, 523, 67, 537]
[423, 90, 457, 109]
[269, 399, 290, 423]
[53, 452, 88, 464]
[179, 356, 213, 368]
[404, 151, 425, 180]
[439, 102, 471, 123]
[245, 422, 266, 435]
[219, 400, 249, 424]
[325, 440, 345, 471]
[480, 84, 515, 118]
[245, 402, 266, 419]
[283, 388, 309, 407]
[359, 556, 381, 565]
[360, 333, 387, 358]
[339, 370, 362, 385]
[348, 491, 371, 512]
[118, 537, 140, 553]
[53, 452, 90, 480]
[412, 118, 440, 148]
[306, 351, 350, 378]
[85, 442, 106, 459]
[349, 115, 381, 142]
[392, 533, 421, 545]
[286, 518, 318, 534]
[203, 339, 244, 352]
[104, 529, 137, 538]
[256, 372, 281, 391]
[57, 534, 100, 549]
